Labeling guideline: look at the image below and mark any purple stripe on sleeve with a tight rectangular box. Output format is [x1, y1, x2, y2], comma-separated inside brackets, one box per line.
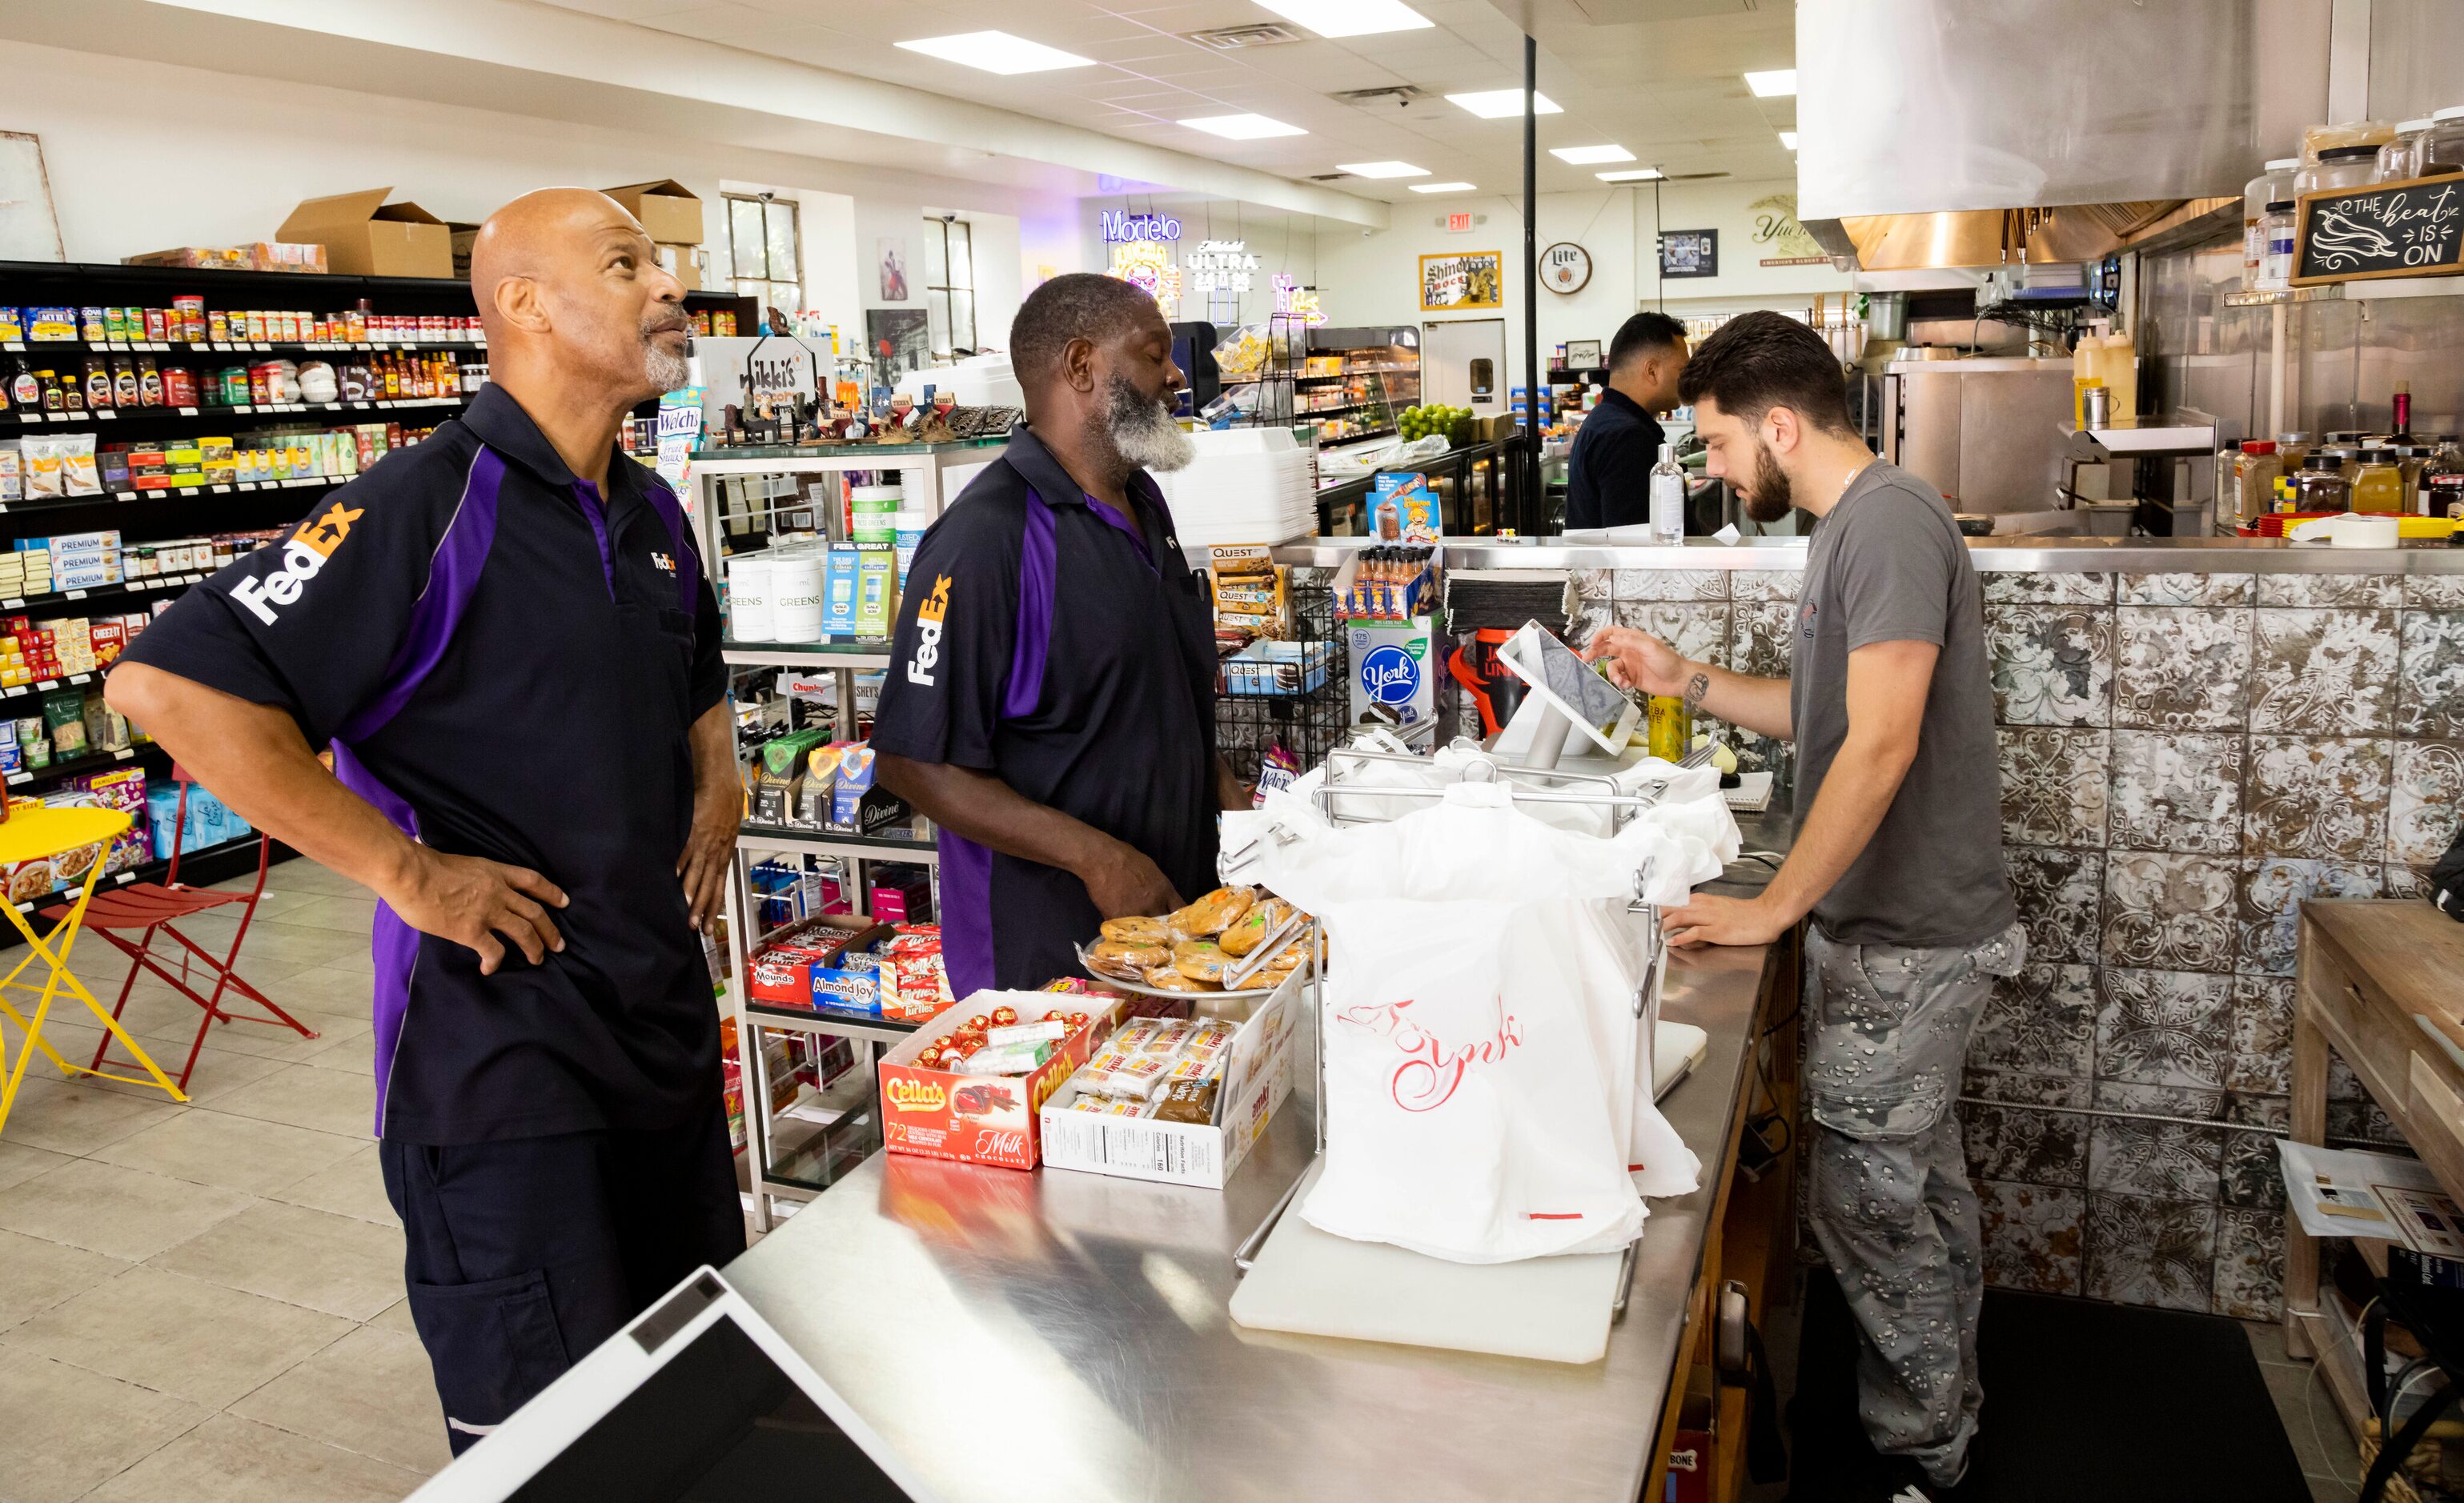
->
[1005, 491, 1057, 719]
[327, 740, 422, 1137]
[936, 832, 996, 1000]
[571, 480, 617, 599]
[334, 448, 504, 747]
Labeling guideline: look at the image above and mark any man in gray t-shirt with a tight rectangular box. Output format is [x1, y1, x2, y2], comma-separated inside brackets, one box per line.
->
[1587, 313, 2018, 1500]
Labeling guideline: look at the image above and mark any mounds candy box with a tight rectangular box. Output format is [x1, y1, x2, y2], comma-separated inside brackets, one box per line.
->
[744, 913, 890, 1010]
[1038, 967, 1301, 1190]
[879, 989, 1118, 1171]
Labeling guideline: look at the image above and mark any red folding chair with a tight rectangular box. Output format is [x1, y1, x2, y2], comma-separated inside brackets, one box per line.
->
[39, 768, 318, 1092]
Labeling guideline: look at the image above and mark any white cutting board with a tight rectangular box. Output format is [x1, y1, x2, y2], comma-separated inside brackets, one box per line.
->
[1228, 1161, 1627, 1365]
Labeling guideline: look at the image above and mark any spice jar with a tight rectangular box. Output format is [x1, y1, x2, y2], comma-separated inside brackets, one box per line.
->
[2298, 143, 2386, 196]
[2424, 106, 2464, 177]
[2295, 453, 2354, 514]
[2353, 449, 2405, 514]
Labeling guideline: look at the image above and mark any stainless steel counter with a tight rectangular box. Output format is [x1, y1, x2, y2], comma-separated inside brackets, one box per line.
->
[1214, 535, 2464, 575]
[724, 937, 1782, 1503]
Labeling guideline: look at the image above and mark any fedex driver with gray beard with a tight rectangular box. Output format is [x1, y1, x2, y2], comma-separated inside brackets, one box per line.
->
[107, 189, 743, 1453]
[873, 274, 1246, 998]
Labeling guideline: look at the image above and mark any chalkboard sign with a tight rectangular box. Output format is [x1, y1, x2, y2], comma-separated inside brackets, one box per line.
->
[2291, 174, 2464, 285]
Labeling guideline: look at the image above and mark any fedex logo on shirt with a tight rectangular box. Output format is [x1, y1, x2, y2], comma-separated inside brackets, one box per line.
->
[904, 574, 954, 687]
[231, 501, 363, 626]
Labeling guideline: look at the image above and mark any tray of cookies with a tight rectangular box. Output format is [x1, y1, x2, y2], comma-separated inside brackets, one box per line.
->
[1077, 884, 1310, 998]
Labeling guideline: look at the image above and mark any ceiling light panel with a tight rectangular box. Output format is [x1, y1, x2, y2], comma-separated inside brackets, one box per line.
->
[1550, 144, 1634, 165]
[1446, 89, 1563, 119]
[1337, 160, 1429, 178]
[1179, 114, 1309, 139]
[1596, 169, 1665, 182]
[893, 30, 1095, 74]
[1744, 68, 1797, 97]
[1408, 182, 1476, 194]
[1253, 0, 1434, 38]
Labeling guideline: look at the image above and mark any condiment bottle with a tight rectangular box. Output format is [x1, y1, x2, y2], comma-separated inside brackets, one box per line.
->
[2353, 449, 2405, 515]
[2400, 443, 2434, 512]
[2394, 380, 2414, 438]
[2237, 440, 2281, 523]
[2296, 453, 2354, 514]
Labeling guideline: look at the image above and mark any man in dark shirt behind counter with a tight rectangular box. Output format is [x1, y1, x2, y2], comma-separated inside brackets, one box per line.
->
[106, 188, 743, 1453]
[873, 274, 1248, 997]
[1563, 310, 1690, 531]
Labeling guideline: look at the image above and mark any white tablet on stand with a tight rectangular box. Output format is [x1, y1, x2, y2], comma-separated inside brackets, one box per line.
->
[1491, 619, 1641, 770]
[407, 1265, 942, 1503]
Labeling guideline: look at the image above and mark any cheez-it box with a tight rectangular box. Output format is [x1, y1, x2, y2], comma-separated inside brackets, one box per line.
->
[877, 992, 1118, 1171]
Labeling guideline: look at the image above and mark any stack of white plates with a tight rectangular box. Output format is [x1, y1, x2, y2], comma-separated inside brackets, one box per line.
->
[1151, 427, 1318, 547]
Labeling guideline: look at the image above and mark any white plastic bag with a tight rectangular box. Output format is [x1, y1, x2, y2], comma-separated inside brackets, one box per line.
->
[1250, 773, 1734, 1263]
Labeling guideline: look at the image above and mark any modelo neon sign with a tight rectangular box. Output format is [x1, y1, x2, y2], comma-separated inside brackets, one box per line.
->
[1100, 210, 1182, 243]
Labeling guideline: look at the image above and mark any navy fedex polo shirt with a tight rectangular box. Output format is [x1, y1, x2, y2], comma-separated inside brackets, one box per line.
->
[871, 423, 1220, 996]
[118, 383, 726, 1145]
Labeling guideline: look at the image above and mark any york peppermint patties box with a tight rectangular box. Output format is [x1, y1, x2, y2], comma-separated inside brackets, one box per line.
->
[1346, 620, 1437, 731]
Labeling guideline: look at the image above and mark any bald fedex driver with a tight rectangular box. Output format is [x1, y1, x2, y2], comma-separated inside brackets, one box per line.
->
[107, 189, 742, 1451]
[873, 274, 1246, 998]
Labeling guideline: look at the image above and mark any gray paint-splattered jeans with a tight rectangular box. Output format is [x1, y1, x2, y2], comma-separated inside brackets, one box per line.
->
[1804, 921, 2025, 1487]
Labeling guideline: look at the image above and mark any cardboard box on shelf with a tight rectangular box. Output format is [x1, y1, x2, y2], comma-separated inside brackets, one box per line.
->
[276, 189, 453, 279]
[604, 180, 704, 245]
[655, 243, 704, 291]
[878, 992, 1119, 1171]
[1038, 970, 1301, 1190]
[447, 222, 482, 279]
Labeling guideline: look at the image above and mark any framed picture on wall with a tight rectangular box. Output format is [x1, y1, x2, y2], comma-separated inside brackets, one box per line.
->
[865, 307, 931, 382]
[1659, 230, 1718, 279]
[877, 237, 910, 302]
[1563, 339, 1602, 367]
[1419, 250, 1504, 311]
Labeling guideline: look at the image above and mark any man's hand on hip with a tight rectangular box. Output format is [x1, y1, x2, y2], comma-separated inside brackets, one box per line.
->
[386, 847, 568, 976]
[677, 793, 736, 932]
[1583, 625, 1696, 698]
[1662, 892, 1787, 949]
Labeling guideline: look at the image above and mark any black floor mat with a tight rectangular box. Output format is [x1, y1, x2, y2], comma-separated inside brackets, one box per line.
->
[1782, 1270, 2311, 1502]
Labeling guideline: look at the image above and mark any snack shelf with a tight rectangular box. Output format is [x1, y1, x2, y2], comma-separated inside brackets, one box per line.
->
[3, 339, 484, 356]
[0, 395, 470, 431]
[4, 737, 163, 791]
[0, 571, 206, 619]
[736, 824, 939, 865]
[2, 475, 345, 514]
[743, 997, 920, 1045]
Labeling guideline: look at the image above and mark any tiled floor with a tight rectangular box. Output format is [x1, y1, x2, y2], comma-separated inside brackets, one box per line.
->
[0, 859, 444, 1502]
[2247, 1320, 2369, 1503]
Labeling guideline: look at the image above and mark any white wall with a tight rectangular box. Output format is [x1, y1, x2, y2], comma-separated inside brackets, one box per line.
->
[1310, 178, 1854, 375]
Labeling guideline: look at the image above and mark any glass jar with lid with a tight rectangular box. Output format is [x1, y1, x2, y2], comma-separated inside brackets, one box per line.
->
[2382, 120, 2434, 181]
[2244, 159, 2301, 288]
[2425, 436, 2464, 519]
[2424, 106, 2464, 177]
[2258, 202, 2298, 289]
[2296, 453, 2354, 513]
[2305, 119, 2398, 160]
[2299, 143, 2387, 196]
[2353, 449, 2405, 514]
[2277, 431, 2314, 475]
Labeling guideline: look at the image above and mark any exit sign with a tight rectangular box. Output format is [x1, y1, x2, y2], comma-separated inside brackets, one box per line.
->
[1445, 212, 1475, 233]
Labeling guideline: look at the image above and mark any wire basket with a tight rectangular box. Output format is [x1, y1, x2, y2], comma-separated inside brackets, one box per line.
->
[1215, 571, 1351, 784]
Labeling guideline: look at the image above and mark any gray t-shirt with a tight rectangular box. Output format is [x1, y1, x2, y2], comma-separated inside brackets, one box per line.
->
[1787, 460, 2015, 948]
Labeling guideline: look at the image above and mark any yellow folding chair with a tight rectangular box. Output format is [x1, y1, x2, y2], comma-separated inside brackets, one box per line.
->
[0, 805, 187, 1135]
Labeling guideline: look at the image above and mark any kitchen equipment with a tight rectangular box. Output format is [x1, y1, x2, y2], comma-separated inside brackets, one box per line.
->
[1880, 355, 2076, 514]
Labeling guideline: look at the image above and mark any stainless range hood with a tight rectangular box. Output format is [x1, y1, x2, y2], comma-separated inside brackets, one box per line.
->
[1796, 0, 2329, 269]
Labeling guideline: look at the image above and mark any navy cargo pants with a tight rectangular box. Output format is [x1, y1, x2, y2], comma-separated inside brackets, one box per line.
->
[379, 1103, 745, 1454]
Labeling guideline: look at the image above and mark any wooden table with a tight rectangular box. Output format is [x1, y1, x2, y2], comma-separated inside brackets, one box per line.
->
[2287, 900, 2464, 1437]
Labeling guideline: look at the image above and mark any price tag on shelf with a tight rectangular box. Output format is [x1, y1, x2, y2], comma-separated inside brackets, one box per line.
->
[233, 404, 253, 415]
[210, 341, 231, 351]
[1, 341, 20, 352]
[31, 677, 52, 691]
[5, 772, 27, 788]
[69, 672, 90, 684]
[236, 481, 257, 491]
[175, 487, 199, 497]
[114, 872, 132, 884]
[177, 407, 199, 417]
[112, 747, 132, 761]
[209, 483, 230, 493]
[64, 590, 86, 599]
[94, 410, 114, 420]
[5, 599, 25, 611]
[251, 342, 271, 351]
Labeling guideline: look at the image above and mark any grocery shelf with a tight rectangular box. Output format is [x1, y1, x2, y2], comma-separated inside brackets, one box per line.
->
[4, 738, 164, 791]
[0, 571, 208, 617]
[2, 339, 484, 356]
[737, 824, 939, 865]
[0, 475, 344, 515]
[8, 828, 267, 916]
[720, 643, 891, 669]
[689, 439, 1005, 471]
[743, 998, 919, 1045]
[0, 395, 468, 432]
